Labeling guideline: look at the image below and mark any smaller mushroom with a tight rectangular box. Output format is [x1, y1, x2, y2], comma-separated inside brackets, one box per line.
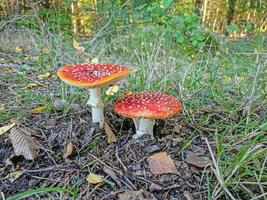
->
[57, 63, 131, 128]
[114, 92, 182, 139]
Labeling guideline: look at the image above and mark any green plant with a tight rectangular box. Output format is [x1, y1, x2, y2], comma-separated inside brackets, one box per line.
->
[132, 0, 209, 52]
[6, 187, 77, 200]
[16, 7, 71, 35]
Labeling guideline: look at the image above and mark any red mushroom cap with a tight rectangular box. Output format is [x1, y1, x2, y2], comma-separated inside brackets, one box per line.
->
[114, 92, 182, 119]
[57, 63, 131, 88]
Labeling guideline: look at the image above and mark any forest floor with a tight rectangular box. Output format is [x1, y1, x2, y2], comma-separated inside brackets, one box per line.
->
[0, 28, 266, 200]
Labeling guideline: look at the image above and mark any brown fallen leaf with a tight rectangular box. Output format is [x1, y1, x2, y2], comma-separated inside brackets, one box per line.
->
[63, 142, 74, 159]
[0, 122, 16, 136]
[9, 127, 39, 160]
[87, 173, 104, 184]
[147, 152, 179, 175]
[118, 190, 150, 200]
[103, 166, 122, 187]
[104, 122, 117, 143]
[185, 152, 212, 168]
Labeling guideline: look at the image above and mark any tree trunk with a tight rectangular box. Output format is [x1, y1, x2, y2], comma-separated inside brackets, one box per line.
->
[201, 0, 208, 25]
[194, 0, 202, 17]
[225, 0, 237, 35]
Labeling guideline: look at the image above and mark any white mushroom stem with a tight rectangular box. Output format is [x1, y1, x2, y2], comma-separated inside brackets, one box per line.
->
[133, 118, 140, 130]
[87, 88, 104, 128]
[132, 118, 155, 139]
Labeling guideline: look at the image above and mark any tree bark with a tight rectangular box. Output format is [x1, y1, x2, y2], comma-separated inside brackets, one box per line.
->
[225, 0, 237, 35]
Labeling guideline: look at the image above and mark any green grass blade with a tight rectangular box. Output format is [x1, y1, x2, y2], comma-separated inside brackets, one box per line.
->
[6, 187, 76, 200]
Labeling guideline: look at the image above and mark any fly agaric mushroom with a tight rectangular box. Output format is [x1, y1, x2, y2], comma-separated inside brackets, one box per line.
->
[114, 92, 182, 139]
[57, 63, 130, 128]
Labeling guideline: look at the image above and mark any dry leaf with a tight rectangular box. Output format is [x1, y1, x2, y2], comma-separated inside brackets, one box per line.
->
[63, 142, 74, 159]
[87, 173, 104, 184]
[10, 118, 17, 124]
[27, 83, 39, 89]
[9, 127, 39, 160]
[31, 105, 47, 114]
[105, 86, 119, 96]
[73, 39, 85, 53]
[0, 122, 16, 136]
[118, 190, 149, 200]
[147, 152, 178, 175]
[6, 171, 24, 183]
[185, 152, 212, 168]
[104, 122, 117, 143]
[91, 57, 99, 64]
[38, 72, 51, 80]
[15, 46, 23, 53]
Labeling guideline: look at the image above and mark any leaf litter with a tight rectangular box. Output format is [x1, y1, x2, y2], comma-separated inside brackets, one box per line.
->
[0, 109, 212, 199]
[9, 126, 39, 160]
[0, 122, 16, 136]
[87, 173, 104, 184]
[104, 122, 117, 143]
[147, 152, 179, 175]
[63, 141, 74, 159]
[185, 152, 212, 168]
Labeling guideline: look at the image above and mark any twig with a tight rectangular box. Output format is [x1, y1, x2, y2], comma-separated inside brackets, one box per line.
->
[250, 193, 267, 200]
[88, 153, 121, 174]
[23, 166, 55, 173]
[101, 190, 125, 199]
[115, 146, 128, 172]
[28, 174, 65, 184]
[76, 184, 90, 200]
[90, 152, 136, 190]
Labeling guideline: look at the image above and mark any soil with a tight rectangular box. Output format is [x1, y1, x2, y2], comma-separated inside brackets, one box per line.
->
[0, 57, 214, 199]
[0, 109, 213, 200]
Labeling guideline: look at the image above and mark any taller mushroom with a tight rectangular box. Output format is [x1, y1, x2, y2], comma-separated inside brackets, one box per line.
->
[57, 63, 130, 128]
[114, 92, 182, 139]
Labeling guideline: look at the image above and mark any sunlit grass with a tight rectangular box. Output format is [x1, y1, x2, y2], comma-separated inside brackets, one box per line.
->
[0, 25, 266, 199]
